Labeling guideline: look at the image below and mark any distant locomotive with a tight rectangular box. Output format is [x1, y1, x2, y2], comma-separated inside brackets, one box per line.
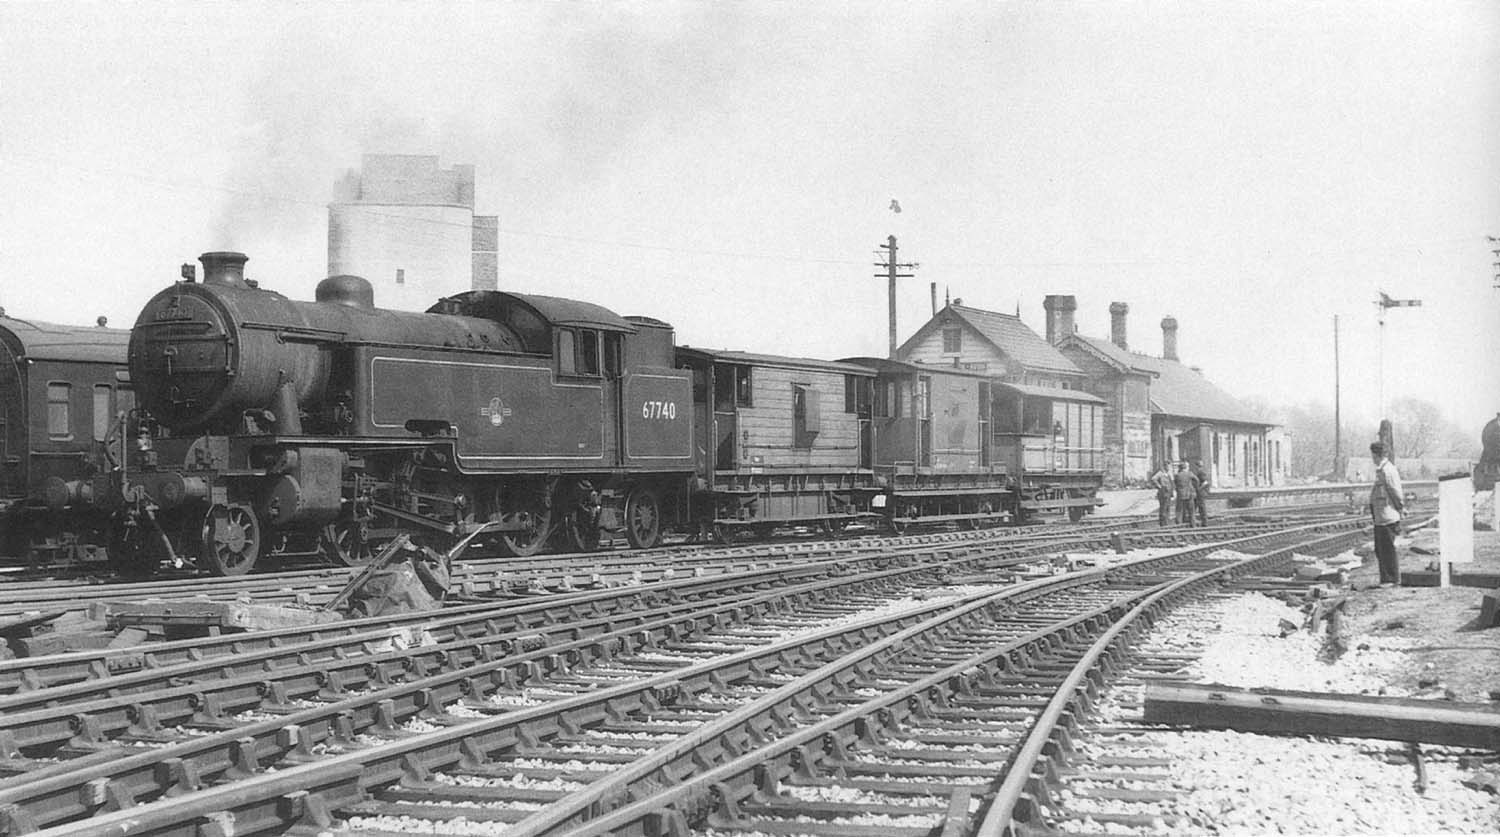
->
[0, 313, 133, 568]
[122, 252, 693, 574]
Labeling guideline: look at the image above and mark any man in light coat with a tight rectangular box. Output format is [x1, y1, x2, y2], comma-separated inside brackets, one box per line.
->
[1368, 441, 1404, 587]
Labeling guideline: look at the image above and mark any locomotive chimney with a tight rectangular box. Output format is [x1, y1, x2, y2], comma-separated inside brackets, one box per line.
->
[1109, 302, 1129, 350]
[200, 251, 249, 288]
[1042, 294, 1076, 345]
[1161, 315, 1179, 361]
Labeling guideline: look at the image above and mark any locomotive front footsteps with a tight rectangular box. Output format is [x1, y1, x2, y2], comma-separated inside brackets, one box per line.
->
[122, 252, 693, 574]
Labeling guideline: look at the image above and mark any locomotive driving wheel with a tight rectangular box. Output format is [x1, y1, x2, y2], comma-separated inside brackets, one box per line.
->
[489, 482, 553, 558]
[321, 520, 378, 567]
[623, 486, 661, 549]
[200, 503, 261, 576]
[564, 513, 602, 552]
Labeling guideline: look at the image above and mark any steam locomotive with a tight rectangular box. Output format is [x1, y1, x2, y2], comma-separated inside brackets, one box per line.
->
[59, 250, 1103, 575]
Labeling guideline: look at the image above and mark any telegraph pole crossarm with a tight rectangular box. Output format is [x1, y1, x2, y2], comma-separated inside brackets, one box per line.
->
[875, 235, 917, 358]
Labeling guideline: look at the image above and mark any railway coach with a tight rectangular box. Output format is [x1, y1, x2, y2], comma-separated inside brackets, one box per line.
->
[120, 252, 693, 575]
[0, 313, 133, 567]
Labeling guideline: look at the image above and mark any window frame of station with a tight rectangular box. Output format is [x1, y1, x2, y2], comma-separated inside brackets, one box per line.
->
[941, 327, 963, 354]
[556, 327, 621, 379]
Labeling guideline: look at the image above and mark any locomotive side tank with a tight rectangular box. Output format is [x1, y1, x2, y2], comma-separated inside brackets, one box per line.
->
[123, 252, 693, 575]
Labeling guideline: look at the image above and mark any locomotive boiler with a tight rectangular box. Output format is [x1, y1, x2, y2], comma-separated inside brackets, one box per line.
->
[122, 252, 693, 574]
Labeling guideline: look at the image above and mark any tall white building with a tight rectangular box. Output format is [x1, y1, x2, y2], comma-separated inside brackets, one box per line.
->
[327, 155, 498, 313]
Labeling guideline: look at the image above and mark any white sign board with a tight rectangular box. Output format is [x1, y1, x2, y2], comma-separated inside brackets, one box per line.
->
[1439, 475, 1474, 569]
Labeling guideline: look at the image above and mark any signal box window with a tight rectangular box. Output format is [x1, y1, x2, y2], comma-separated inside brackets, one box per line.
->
[942, 327, 962, 353]
[47, 383, 71, 439]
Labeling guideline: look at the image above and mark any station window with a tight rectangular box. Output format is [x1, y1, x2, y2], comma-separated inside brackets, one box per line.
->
[942, 327, 962, 353]
[47, 383, 71, 440]
[93, 385, 112, 442]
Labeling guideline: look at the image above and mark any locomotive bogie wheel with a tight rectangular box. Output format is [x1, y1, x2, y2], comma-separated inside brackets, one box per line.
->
[624, 487, 661, 549]
[200, 504, 261, 576]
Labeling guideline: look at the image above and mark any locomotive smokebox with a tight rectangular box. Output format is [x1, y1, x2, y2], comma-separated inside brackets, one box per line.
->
[200, 251, 249, 288]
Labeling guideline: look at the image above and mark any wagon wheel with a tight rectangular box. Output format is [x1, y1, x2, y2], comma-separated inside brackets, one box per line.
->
[1068, 504, 1089, 523]
[712, 522, 741, 545]
[564, 511, 602, 553]
[961, 501, 997, 531]
[200, 503, 261, 576]
[820, 519, 848, 536]
[623, 487, 661, 550]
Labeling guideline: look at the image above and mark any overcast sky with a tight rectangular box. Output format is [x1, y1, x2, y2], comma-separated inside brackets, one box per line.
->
[3, 2, 1497, 433]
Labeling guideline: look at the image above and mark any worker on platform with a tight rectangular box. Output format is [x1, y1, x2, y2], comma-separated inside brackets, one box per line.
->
[1368, 441, 1404, 587]
[1192, 459, 1210, 526]
[1150, 464, 1174, 526]
[1173, 462, 1198, 526]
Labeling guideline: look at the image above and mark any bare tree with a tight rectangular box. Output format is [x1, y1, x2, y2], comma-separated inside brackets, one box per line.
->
[1386, 397, 1451, 459]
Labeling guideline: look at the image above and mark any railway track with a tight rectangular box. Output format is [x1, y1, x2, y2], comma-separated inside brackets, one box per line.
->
[0, 517, 1364, 836]
[0, 513, 1295, 622]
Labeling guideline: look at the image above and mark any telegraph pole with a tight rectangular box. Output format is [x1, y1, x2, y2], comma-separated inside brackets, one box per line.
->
[1333, 315, 1344, 479]
[874, 235, 917, 358]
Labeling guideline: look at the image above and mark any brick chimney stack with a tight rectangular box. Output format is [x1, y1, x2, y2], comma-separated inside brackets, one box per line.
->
[1109, 302, 1129, 350]
[1042, 294, 1077, 345]
[1161, 315, 1179, 361]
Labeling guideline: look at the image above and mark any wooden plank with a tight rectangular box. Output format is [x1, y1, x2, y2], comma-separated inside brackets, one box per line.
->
[1143, 683, 1500, 749]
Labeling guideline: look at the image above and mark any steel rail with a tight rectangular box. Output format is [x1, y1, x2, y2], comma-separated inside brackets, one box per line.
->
[7, 518, 1360, 836]
[974, 526, 1367, 836]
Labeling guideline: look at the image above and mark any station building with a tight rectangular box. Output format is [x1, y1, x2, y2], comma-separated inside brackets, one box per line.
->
[327, 155, 498, 313]
[899, 295, 1287, 489]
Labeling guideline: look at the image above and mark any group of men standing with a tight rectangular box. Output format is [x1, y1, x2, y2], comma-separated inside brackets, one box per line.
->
[1151, 460, 1209, 526]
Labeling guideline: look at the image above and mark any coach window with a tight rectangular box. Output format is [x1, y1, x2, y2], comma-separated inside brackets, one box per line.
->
[93, 385, 112, 442]
[47, 383, 71, 440]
